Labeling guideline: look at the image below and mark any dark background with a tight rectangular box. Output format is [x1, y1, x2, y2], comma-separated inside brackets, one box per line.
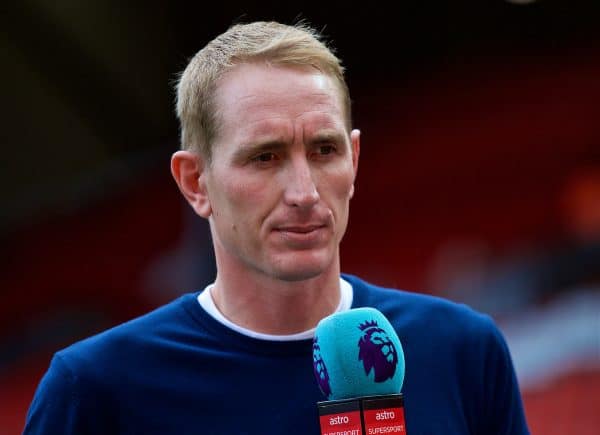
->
[2, 1, 600, 432]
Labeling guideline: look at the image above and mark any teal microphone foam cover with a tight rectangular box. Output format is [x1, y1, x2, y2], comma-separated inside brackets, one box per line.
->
[312, 307, 405, 400]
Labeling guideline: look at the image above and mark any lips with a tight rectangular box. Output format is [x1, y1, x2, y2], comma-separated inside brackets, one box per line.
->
[272, 223, 329, 247]
[276, 224, 325, 233]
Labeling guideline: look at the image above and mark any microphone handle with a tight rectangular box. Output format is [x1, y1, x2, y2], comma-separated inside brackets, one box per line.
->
[317, 394, 406, 434]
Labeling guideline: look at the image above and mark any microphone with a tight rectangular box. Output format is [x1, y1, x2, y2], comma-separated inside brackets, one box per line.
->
[313, 307, 407, 434]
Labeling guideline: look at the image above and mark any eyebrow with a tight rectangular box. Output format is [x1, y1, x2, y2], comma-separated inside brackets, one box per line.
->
[308, 130, 347, 145]
[231, 128, 348, 162]
[232, 139, 288, 162]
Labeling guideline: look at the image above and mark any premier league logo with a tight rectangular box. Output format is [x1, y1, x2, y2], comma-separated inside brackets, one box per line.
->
[358, 320, 398, 382]
[312, 336, 332, 398]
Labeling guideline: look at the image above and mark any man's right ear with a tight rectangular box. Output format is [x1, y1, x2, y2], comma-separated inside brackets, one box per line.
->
[170, 150, 212, 218]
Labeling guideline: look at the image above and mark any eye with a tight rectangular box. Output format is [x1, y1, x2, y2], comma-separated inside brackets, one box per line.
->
[318, 145, 336, 155]
[311, 144, 337, 160]
[252, 152, 278, 163]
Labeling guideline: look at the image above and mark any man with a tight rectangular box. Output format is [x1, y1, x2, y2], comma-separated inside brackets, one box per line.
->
[24, 21, 529, 434]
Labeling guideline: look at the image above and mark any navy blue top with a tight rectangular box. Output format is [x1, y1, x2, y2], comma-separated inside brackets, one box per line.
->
[24, 274, 529, 434]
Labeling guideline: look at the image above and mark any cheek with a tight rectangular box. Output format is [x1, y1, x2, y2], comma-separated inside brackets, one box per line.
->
[326, 165, 356, 203]
[214, 177, 273, 222]
[338, 160, 357, 192]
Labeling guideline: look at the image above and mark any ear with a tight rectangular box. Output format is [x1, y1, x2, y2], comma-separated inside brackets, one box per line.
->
[171, 150, 212, 218]
[349, 129, 361, 198]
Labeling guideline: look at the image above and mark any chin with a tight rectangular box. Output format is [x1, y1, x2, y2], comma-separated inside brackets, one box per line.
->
[267, 251, 335, 282]
[273, 268, 324, 282]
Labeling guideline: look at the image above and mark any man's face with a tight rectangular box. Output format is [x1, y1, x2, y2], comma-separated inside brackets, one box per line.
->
[202, 62, 359, 282]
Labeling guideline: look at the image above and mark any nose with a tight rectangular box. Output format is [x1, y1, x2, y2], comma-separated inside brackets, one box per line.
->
[283, 156, 320, 208]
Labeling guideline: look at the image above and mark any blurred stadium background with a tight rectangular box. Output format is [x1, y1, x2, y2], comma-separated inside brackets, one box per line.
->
[2, 1, 599, 433]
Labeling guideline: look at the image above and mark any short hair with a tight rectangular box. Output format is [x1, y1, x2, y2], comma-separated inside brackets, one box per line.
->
[175, 21, 351, 162]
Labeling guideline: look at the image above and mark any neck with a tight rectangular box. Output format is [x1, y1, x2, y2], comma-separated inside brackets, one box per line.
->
[210, 265, 341, 335]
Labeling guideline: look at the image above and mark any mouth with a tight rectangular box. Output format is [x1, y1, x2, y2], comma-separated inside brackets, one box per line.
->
[273, 223, 329, 246]
[276, 224, 326, 234]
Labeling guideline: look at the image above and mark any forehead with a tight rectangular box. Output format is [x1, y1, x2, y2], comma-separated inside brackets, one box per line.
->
[213, 63, 346, 140]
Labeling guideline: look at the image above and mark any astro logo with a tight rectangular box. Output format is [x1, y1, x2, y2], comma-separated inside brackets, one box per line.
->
[358, 320, 398, 382]
[312, 336, 332, 398]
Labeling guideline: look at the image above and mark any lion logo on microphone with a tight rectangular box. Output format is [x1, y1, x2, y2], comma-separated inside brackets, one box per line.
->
[358, 319, 398, 382]
[312, 336, 332, 398]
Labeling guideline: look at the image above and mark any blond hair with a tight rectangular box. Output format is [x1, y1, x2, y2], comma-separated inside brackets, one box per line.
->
[175, 21, 351, 161]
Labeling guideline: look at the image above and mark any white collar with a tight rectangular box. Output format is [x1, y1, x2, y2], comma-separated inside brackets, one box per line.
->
[197, 277, 353, 341]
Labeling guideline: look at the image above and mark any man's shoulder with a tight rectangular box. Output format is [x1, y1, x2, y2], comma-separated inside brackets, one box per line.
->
[343, 273, 495, 335]
[55, 292, 198, 373]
